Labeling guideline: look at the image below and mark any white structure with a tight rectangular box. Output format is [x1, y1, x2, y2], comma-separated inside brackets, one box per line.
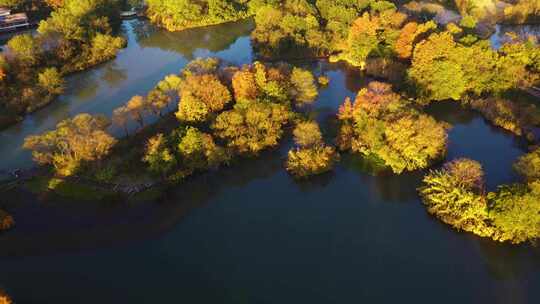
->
[0, 7, 10, 17]
[0, 7, 29, 33]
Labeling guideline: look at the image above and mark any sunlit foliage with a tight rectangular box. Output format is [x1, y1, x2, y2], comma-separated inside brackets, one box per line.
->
[251, 0, 401, 58]
[38, 67, 65, 95]
[177, 126, 229, 171]
[337, 82, 448, 173]
[420, 157, 540, 244]
[286, 121, 338, 178]
[335, 9, 407, 68]
[23, 113, 117, 176]
[419, 158, 493, 236]
[0, 288, 13, 304]
[293, 120, 323, 148]
[488, 181, 540, 244]
[143, 133, 177, 176]
[514, 149, 540, 182]
[290, 67, 318, 105]
[146, 0, 250, 31]
[212, 100, 292, 154]
[7, 34, 40, 66]
[176, 74, 232, 123]
[394, 21, 437, 59]
[408, 31, 535, 102]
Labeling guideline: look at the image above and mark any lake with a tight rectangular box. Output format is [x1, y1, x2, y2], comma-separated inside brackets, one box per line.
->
[0, 19, 539, 304]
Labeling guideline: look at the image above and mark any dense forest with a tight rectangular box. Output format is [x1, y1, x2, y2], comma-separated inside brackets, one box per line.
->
[1, 0, 540, 266]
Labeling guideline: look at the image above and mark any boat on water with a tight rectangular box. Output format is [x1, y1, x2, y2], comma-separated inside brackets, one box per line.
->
[0, 7, 30, 33]
[120, 10, 138, 19]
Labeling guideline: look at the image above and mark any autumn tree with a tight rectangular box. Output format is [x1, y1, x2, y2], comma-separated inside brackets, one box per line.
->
[514, 148, 540, 182]
[146, 89, 171, 117]
[212, 101, 292, 154]
[290, 67, 318, 105]
[7, 34, 40, 66]
[336, 9, 407, 68]
[38, 67, 65, 95]
[286, 121, 338, 178]
[232, 67, 259, 101]
[337, 82, 448, 173]
[143, 133, 177, 176]
[176, 74, 232, 123]
[0, 287, 13, 304]
[23, 113, 117, 176]
[293, 120, 323, 148]
[408, 31, 533, 102]
[177, 126, 229, 172]
[419, 158, 493, 237]
[420, 157, 540, 244]
[146, 0, 249, 31]
[394, 21, 437, 59]
[488, 181, 540, 244]
[0, 209, 15, 232]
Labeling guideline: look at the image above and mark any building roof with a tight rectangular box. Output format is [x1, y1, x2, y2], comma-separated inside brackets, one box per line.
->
[0, 7, 10, 17]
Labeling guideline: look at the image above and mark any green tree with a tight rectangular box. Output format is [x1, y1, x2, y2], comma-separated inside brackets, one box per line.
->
[178, 126, 229, 171]
[419, 158, 493, 237]
[38, 67, 65, 95]
[143, 133, 177, 176]
[488, 181, 540, 244]
[514, 148, 540, 181]
[7, 34, 40, 66]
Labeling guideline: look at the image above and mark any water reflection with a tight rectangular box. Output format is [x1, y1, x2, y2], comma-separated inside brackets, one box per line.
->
[425, 100, 476, 125]
[0, 19, 255, 171]
[491, 24, 540, 49]
[134, 18, 254, 60]
[101, 64, 128, 89]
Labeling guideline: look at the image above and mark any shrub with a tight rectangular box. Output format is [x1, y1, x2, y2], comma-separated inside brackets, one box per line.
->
[286, 145, 339, 178]
[0, 288, 13, 304]
[0, 209, 15, 232]
[293, 121, 323, 148]
[317, 75, 329, 86]
[419, 159, 493, 237]
[514, 148, 540, 181]
[488, 181, 540, 244]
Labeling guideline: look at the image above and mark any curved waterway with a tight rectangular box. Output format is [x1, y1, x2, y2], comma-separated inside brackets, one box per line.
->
[0, 20, 539, 303]
[0, 19, 254, 171]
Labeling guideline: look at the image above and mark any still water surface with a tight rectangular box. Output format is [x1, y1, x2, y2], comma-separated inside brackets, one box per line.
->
[0, 20, 539, 303]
